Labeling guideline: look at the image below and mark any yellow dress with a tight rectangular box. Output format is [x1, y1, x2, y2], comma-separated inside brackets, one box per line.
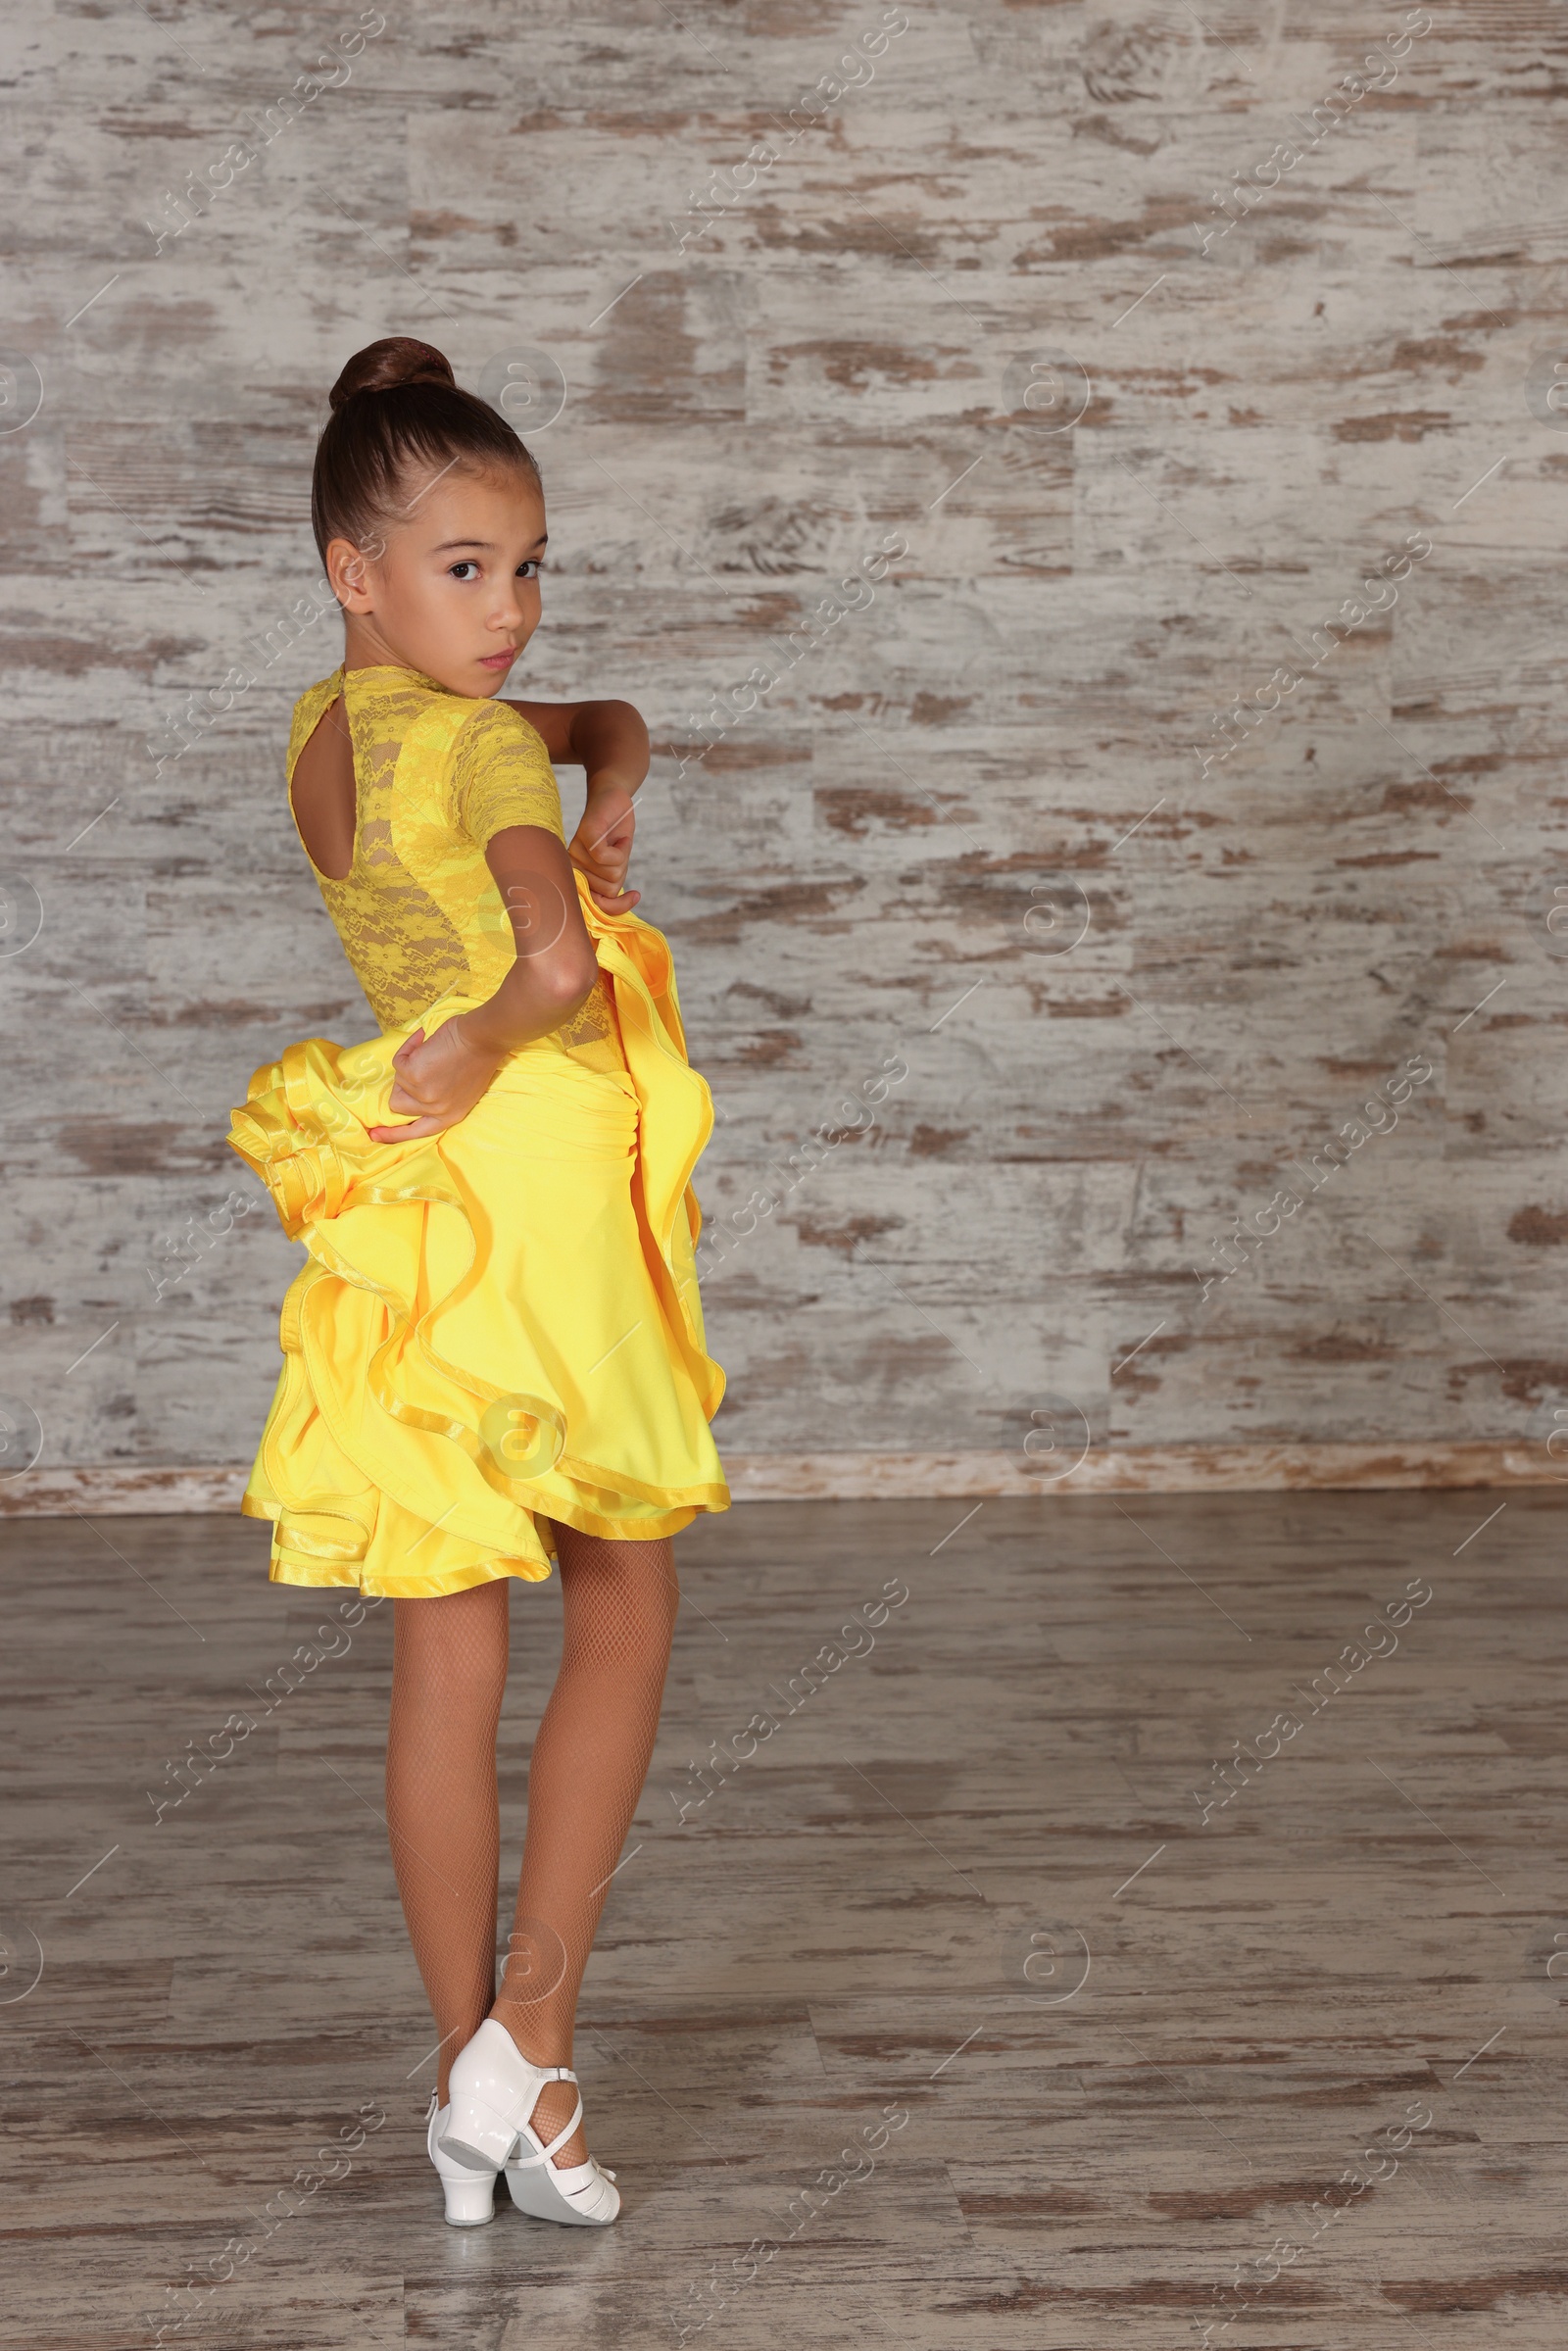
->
[227, 661, 728, 1596]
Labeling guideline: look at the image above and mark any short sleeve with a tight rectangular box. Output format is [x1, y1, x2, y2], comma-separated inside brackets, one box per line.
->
[449, 701, 565, 848]
[287, 668, 345, 783]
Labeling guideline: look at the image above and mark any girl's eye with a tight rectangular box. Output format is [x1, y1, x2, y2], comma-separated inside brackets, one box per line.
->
[448, 561, 480, 582]
[516, 560, 539, 579]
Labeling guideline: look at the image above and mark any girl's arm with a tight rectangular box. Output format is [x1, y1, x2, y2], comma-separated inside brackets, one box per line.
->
[506, 697, 650, 915]
[367, 825, 598, 1143]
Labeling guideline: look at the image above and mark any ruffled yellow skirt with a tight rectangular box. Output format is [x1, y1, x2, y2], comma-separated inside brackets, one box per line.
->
[228, 900, 728, 1597]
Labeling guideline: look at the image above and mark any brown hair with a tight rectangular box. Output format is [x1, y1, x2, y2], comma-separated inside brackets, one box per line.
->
[310, 336, 540, 565]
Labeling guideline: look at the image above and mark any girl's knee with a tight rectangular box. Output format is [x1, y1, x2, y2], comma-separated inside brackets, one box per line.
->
[561, 1543, 678, 1661]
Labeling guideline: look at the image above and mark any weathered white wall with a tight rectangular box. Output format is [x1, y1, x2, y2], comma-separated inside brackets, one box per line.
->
[2, 2, 1564, 1480]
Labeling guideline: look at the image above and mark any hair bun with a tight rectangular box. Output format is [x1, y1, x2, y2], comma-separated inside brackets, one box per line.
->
[328, 337, 456, 411]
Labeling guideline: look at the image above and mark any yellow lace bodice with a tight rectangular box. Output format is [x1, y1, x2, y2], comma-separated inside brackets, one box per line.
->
[287, 662, 625, 1072]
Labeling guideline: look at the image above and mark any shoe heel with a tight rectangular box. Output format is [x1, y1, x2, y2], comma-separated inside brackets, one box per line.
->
[439, 2097, 517, 2172]
[441, 2167, 498, 2226]
[426, 2092, 499, 2226]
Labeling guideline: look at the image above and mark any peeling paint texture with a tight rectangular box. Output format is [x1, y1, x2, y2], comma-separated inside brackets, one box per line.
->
[0, 2, 1559, 1477]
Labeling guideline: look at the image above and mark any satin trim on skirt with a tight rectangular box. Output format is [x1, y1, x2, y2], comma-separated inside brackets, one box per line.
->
[228, 897, 728, 1597]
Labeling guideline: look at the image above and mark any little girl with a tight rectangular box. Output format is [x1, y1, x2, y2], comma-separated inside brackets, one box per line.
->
[228, 336, 728, 2228]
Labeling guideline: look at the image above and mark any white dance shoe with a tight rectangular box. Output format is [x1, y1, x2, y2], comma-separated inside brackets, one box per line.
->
[440, 2016, 620, 2226]
[425, 2088, 497, 2226]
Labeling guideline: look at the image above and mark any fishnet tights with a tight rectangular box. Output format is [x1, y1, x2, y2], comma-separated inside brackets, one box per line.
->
[385, 1524, 678, 2166]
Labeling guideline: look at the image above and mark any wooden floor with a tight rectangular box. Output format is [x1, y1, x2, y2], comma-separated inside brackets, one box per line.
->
[3, 1493, 1562, 2349]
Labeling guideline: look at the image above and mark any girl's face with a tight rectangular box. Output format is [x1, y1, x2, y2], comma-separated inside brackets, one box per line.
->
[326, 463, 547, 697]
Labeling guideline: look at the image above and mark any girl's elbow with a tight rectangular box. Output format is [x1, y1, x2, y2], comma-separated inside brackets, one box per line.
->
[605, 695, 649, 743]
[545, 948, 599, 1014]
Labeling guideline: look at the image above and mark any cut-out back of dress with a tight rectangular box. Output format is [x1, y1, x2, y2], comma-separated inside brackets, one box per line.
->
[289, 692, 355, 879]
[286, 662, 625, 1073]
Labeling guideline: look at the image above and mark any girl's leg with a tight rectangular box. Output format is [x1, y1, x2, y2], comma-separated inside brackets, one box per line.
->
[491, 1524, 679, 2165]
[385, 1578, 511, 2106]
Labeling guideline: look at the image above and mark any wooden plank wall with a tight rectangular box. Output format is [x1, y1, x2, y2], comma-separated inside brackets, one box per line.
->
[1, 1, 1564, 1490]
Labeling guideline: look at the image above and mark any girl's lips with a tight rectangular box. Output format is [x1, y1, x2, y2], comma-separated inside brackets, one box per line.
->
[479, 649, 517, 669]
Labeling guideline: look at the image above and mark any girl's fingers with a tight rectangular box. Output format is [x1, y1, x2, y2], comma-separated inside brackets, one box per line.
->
[377, 1089, 434, 1124]
[573, 857, 636, 907]
[368, 1114, 445, 1142]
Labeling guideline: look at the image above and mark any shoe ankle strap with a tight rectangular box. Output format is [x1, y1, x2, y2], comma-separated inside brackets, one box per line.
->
[512, 2085, 586, 2169]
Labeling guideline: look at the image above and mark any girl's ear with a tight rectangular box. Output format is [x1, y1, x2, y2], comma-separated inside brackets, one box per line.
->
[326, 534, 376, 613]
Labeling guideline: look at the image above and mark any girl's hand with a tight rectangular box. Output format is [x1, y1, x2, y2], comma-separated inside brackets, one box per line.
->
[568, 779, 640, 915]
[367, 1018, 504, 1143]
